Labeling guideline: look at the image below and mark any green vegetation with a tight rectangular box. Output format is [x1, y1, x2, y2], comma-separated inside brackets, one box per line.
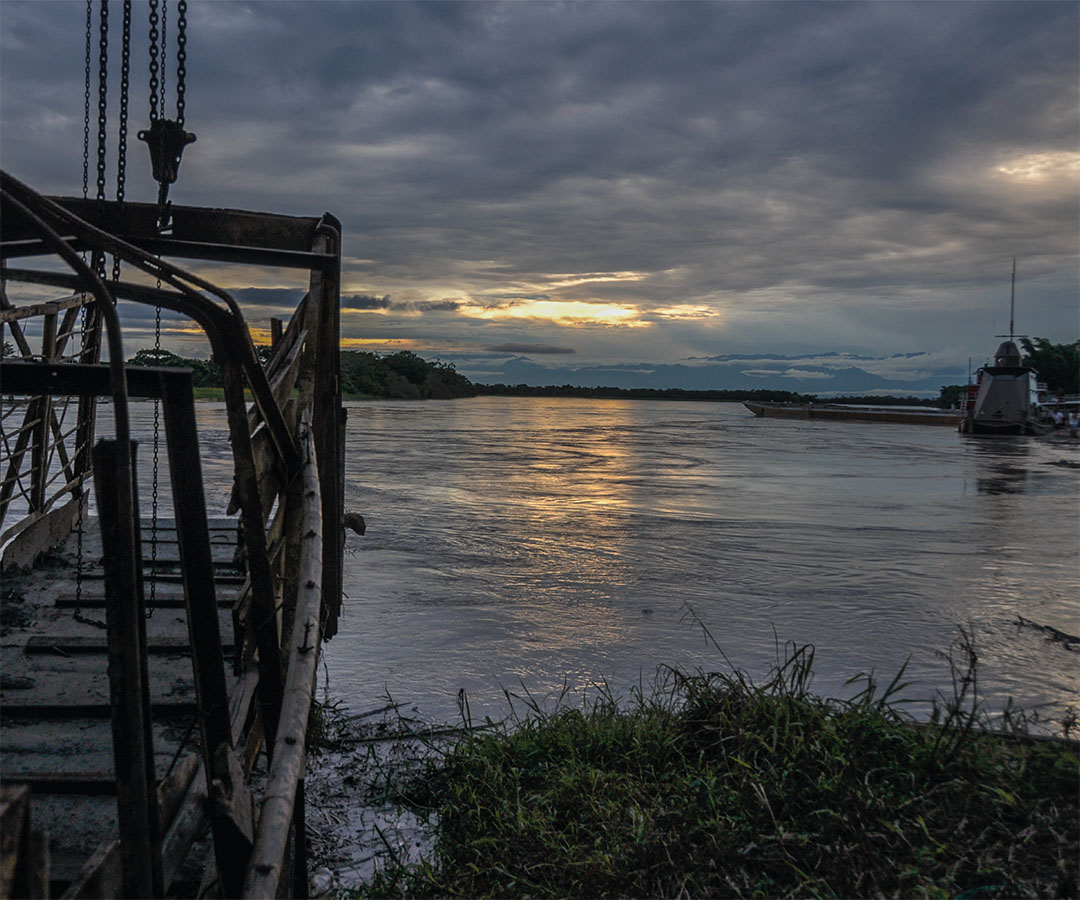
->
[127, 347, 224, 386]
[1020, 338, 1080, 396]
[939, 384, 968, 409]
[358, 633, 1078, 899]
[121, 347, 475, 400]
[340, 350, 474, 399]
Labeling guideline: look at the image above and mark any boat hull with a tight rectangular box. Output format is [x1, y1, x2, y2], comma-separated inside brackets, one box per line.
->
[743, 402, 962, 426]
[959, 417, 1053, 436]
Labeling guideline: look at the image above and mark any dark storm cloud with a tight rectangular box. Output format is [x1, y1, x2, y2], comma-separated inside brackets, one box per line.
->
[341, 294, 392, 311]
[1, 1, 1076, 373]
[340, 294, 459, 313]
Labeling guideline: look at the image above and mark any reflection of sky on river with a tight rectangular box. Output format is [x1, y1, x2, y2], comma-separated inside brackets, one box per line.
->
[319, 399, 1079, 729]
[114, 398, 1078, 730]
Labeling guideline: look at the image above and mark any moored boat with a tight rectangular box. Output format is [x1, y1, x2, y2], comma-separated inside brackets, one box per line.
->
[958, 340, 1053, 436]
[743, 401, 962, 426]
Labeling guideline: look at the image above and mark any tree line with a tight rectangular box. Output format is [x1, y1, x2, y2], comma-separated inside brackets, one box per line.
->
[124, 347, 476, 400]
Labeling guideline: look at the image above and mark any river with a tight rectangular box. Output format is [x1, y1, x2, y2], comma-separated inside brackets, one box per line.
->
[130, 397, 1078, 731]
[326, 397, 1078, 729]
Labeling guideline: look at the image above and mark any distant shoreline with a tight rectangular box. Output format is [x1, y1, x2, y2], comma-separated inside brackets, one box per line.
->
[470, 383, 946, 406]
[180, 386, 949, 407]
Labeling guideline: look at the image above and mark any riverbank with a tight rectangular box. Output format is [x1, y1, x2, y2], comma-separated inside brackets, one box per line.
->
[308, 636, 1078, 899]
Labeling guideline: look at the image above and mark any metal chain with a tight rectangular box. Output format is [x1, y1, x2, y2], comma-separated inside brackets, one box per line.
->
[148, 300, 162, 616]
[176, 0, 187, 126]
[160, 0, 168, 116]
[82, 0, 92, 198]
[111, 0, 132, 284]
[76, 0, 94, 608]
[148, 0, 159, 121]
[93, 0, 108, 277]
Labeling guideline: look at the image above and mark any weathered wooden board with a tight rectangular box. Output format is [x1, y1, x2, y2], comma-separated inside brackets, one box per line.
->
[0, 516, 251, 891]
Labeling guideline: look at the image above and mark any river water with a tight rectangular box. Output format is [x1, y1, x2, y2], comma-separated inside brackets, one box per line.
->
[323, 398, 1079, 729]
[132, 398, 1078, 730]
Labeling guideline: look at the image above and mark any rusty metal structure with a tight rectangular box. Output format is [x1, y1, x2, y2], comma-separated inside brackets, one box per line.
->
[0, 170, 344, 897]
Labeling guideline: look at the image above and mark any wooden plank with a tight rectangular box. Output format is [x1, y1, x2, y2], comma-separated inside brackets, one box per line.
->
[59, 760, 202, 900]
[160, 372, 255, 898]
[242, 423, 323, 899]
[0, 774, 117, 796]
[56, 595, 235, 610]
[75, 570, 245, 585]
[308, 223, 344, 639]
[0, 785, 49, 899]
[59, 839, 121, 900]
[26, 312, 57, 516]
[1, 785, 30, 898]
[0, 700, 197, 720]
[24, 635, 235, 655]
[90, 438, 164, 899]
[160, 765, 208, 891]
[3, 197, 323, 255]
[221, 360, 283, 763]
[0, 292, 90, 324]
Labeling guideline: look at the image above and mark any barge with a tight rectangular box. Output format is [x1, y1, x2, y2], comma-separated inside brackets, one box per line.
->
[743, 402, 962, 426]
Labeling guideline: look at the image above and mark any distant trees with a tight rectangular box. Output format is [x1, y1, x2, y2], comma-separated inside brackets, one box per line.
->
[338, 350, 475, 399]
[938, 385, 967, 409]
[126, 347, 222, 386]
[473, 383, 815, 403]
[1019, 338, 1079, 395]
[122, 346, 476, 400]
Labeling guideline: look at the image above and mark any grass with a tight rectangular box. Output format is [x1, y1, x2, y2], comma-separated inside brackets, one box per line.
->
[354, 629, 1078, 899]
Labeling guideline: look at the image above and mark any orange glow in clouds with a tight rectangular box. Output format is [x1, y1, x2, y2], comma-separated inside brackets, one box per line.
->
[340, 337, 423, 350]
[457, 299, 647, 327]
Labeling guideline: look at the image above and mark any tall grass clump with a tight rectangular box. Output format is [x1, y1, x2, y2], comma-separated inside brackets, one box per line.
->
[358, 636, 1078, 899]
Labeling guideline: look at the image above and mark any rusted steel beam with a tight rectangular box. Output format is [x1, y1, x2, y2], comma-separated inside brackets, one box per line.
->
[91, 439, 164, 899]
[242, 423, 323, 900]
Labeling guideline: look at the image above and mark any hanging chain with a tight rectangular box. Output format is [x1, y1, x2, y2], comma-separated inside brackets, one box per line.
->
[176, 0, 187, 126]
[111, 0, 131, 284]
[148, 301, 162, 617]
[76, 0, 93, 606]
[95, 0, 108, 206]
[148, 0, 171, 612]
[160, 0, 168, 117]
[148, 0, 159, 121]
[82, 0, 92, 199]
[92, 0, 109, 277]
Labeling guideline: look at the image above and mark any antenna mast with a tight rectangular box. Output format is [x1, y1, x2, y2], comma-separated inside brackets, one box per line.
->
[1009, 257, 1016, 341]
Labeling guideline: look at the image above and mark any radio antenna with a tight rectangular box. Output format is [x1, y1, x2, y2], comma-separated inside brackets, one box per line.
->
[1009, 257, 1016, 341]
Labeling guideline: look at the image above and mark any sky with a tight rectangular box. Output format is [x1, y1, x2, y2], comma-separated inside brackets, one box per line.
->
[1, 1, 1077, 393]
